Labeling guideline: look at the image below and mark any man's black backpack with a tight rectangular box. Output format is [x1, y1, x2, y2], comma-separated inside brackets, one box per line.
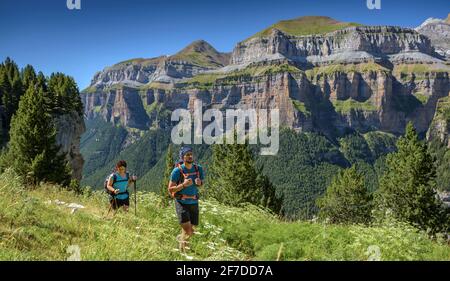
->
[104, 172, 130, 197]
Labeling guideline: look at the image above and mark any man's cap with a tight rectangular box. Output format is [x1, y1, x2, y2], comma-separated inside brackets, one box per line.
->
[179, 146, 193, 161]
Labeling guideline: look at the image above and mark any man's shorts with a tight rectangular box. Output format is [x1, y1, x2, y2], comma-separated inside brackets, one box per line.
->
[175, 200, 199, 225]
[110, 197, 129, 210]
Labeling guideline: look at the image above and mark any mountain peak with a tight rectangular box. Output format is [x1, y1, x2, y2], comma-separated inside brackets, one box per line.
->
[416, 13, 450, 30]
[174, 40, 217, 56]
[169, 40, 230, 67]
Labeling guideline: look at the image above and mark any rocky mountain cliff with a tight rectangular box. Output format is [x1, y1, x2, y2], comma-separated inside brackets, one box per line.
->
[86, 40, 230, 90]
[81, 16, 450, 149]
[54, 111, 85, 181]
[415, 13, 450, 59]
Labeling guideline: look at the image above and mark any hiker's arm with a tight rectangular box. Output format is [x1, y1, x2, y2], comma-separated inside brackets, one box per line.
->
[128, 175, 137, 184]
[107, 178, 116, 193]
[195, 166, 205, 186]
[168, 181, 185, 193]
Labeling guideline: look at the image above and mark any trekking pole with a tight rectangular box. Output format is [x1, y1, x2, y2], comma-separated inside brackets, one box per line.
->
[106, 200, 113, 217]
[105, 195, 118, 218]
[112, 196, 119, 216]
[134, 177, 137, 216]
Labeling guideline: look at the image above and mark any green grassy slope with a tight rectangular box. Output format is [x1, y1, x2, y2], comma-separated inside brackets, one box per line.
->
[245, 16, 361, 41]
[1, 170, 449, 261]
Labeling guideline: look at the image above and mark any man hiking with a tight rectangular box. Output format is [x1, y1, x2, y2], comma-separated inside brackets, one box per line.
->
[168, 147, 205, 252]
[106, 160, 137, 212]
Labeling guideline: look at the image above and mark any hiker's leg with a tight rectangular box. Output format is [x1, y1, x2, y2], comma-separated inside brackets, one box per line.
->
[181, 204, 199, 248]
[111, 198, 118, 210]
[125, 197, 130, 212]
[119, 198, 130, 212]
[190, 204, 199, 234]
[179, 222, 192, 251]
[175, 200, 192, 251]
[181, 222, 193, 237]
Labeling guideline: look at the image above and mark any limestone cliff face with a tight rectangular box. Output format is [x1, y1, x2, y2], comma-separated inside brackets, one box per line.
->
[88, 40, 231, 89]
[416, 15, 450, 58]
[427, 95, 450, 148]
[81, 18, 449, 143]
[180, 69, 448, 137]
[231, 26, 437, 66]
[186, 72, 303, 128]
[54, 111, 86, 182]
[90, 58, 218, 87]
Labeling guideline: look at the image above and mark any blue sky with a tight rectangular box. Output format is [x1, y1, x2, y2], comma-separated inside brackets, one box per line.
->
[0, 0, 448, 89]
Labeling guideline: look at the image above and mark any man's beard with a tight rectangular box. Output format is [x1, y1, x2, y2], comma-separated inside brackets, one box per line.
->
[185, 158, 194, 164]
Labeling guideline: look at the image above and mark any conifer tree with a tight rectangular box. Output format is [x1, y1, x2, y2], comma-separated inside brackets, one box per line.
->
[1, 58, 23, 133]
[47, 73, 83, 115]
[317, 165, 373, 224]
[159, 144, 174, 207]
[21, 65, 37, 91]
[207, 138, 282, 214]
[1, 83, 71, 186]
[374, 122, 448, 233]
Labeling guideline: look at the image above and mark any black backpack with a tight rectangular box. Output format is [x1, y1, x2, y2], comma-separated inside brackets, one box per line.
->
[104, 172, 130, 197]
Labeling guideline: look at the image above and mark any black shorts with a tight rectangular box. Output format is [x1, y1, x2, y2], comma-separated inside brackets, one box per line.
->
[110, 197, 129, 210]
[175, 200, 199, 225]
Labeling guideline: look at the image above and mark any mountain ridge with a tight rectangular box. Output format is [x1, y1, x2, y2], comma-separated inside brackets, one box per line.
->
[81, 15, 449, 140]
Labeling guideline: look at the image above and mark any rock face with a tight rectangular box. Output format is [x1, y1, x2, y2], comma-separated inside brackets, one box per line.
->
[416, 14, 450, 58]
[0, 105, 85, 181]
[427, 96, 450, 148]
[54, 111, 86, 181]
[231, 26, 437, 65]
[81, 16, 450, 145]
[88, 40, 231, 89]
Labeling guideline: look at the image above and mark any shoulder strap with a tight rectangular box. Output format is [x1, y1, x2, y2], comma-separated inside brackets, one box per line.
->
[194, 164, 200, 178]
[176, 163, 185, 185]
[177, 163, 186, 176]
[112, 173, 129, 184]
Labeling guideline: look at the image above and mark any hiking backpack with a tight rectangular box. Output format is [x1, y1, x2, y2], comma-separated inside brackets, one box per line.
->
[169, 162, 200, 200]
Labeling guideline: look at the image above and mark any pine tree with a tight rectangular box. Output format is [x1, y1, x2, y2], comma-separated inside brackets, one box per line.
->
[21, 65, 37, 91]
[1, 58, 23, 132]
[1, 83, 71, 186]
[0, 65, 7, 145]
[47, 73, 83, 115]
[159, 144, 174, 207]
[207, 138, 282, 214]
[316, 165, 373, 224]
[374, 122, 448, 234]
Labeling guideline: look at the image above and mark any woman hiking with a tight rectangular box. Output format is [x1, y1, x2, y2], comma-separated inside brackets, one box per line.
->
[106, 160, 137, 212]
